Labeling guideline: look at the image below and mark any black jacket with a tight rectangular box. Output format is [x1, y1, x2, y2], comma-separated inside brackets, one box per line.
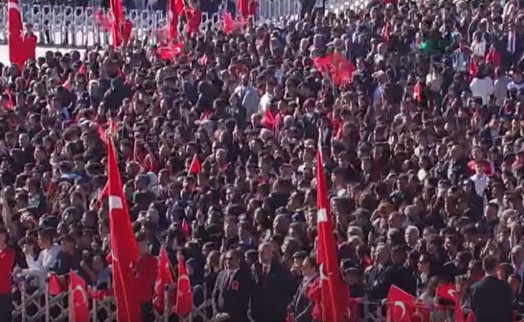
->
[212, 267, 254, 322]
[471, 276, 513, 322]
[250, 261, 296, 322]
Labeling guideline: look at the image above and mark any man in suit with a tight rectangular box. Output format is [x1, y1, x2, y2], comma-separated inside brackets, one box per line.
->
[290, 255, 318, 322]
[503, 23, 523, 70]
[250, 242, 296, 322]
[212, 249, 254, 322]
[471, 255, 513, 322]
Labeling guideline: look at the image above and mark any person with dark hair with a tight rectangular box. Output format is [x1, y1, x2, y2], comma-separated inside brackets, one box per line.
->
[471, 256, 513, 322]
[50, 234, 81, 275]
[134, 232, 158, 322]
[290, 255, 318, 322]
[212, 249, 254, 322]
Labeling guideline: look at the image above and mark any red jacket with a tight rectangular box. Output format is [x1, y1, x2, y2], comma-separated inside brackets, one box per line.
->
[135, 254, 158, 303]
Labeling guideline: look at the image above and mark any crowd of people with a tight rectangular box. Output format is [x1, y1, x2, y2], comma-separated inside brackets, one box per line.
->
[3, 0, 524, 321]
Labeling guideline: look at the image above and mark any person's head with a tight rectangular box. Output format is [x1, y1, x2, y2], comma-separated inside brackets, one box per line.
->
[60, 234, 76, 253]
[482, 255, 498, 276]
[135, 232, 150, 256]
[405, 226, 419, 246]
[302, 255, 318, 277]
[374, 244, 389, 265]
[258, 242, 274, 264]
[225, 249, 241, 270]
[38, 228, 55, 248]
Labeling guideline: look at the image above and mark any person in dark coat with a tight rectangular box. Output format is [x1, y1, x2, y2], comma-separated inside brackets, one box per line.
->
[212, 249, 254, 322]
[250, 242, 295, 322]
[290, 255, 319, 322]
[471, 256, 513, 322]
[381, 246, 417, 296]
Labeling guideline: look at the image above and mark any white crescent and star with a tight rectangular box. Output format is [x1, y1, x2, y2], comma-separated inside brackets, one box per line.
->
[108, 195, 123, 262]
[448, 289, 457, 299]
[72, 285, 88, 307]
[317, 208, 327, 223]
[393, 301, 407, 320]
[319, 263, 328, 281]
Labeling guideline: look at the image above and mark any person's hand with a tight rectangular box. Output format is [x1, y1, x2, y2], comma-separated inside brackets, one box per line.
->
[22, 243, 33, 257]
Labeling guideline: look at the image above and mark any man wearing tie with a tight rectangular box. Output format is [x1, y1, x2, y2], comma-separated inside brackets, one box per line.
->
[290, 255, 319, 322]
[503, 23, 522, 70]
[471, 255, 513, 322]
[212, 250, 254, 322]
[250, 243, 295, 322]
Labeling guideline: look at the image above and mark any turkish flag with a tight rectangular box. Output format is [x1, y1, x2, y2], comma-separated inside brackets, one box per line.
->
[48, 273, 67, 295]
[188, 155, 201, 175]
[106, 137, 141, 322]
[167, 0, 184, 41]
[222, 12, 246, 34]
[411, 302, 431, 322]
[109, 0, 124, 47]
[69, 271, 89, 322]
[387, 285, 415, 322]
[184, 7, 201, 36]
[261, 108, 278, 131]
[153, 247, 175, 312]
[174, 259, 192, 316]
[8, 0, 25, 66]
[157, 43, 184, 60]
[436, 284, 463, 322]
[345, 297, 359, 322]
[237, 0, 249, 18]
[315, 135, 345, 322]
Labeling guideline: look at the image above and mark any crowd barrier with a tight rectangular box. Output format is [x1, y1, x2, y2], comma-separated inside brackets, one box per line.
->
[0, 0, 369, 48]
[10, 275, 493, 322]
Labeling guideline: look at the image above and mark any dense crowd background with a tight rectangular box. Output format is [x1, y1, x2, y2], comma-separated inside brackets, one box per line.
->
[3, 0, 524, 321]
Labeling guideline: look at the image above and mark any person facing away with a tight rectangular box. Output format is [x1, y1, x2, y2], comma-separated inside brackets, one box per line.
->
[250, 242, 295, 322]
[212, 249, 254, 322]
[471, 255, 513, 322]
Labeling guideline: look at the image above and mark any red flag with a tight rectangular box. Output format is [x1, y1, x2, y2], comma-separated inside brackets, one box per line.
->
[48, 273, 67, 295]
[345, 297, 359, 322]
[94, 10, 112, 31]
[465, 311, 475, 322]
[313, 56, 331, 75]
[222, 12, 246, 34]
[109, 0, 124, 47]
[157, 43, 184, 60]
[436, 284, 463, 322]
[188, 154, 201, 174]
[167, 0, 184, 42]
[8, 0, 25, 66]
[184, 7, 202, 36]
[106, 137, 141, 322]
[330, 52, 354, 85]
[411, 302, 431, 322]
[153, 247, 175, 312]
[387, 285, 415, 322]
[69, 271, 89, 322]
[237, 0, 249, 18]
[174, 260, 193, 316]
[315, 134, 344, 322]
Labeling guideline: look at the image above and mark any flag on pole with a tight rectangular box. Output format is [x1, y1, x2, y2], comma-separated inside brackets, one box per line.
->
[188, 154, 201, 175]
[109, 0, 124, 47]
[167, 0, 184, 42]
[314, 132, 344, 322]
[174, 259, 193, 316]
[106, 135, 141, 322]
[387, 285, 416, 322]
[153, 246, 175, 312]
[7, 0, 25, 66]
[69, 271, 89, 322]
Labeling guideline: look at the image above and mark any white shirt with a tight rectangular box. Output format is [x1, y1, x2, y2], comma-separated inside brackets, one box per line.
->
[234, 85, 259, 119]
[470, 76, 494, 106]
[471, 41, 486, 57]
[23, 244, 61, 288]
[258, 92, 273, 113]
[470, 173, 489, 197]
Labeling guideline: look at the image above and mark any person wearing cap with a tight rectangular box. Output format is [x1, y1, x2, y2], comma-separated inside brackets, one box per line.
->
[0, 226, 15, 322]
